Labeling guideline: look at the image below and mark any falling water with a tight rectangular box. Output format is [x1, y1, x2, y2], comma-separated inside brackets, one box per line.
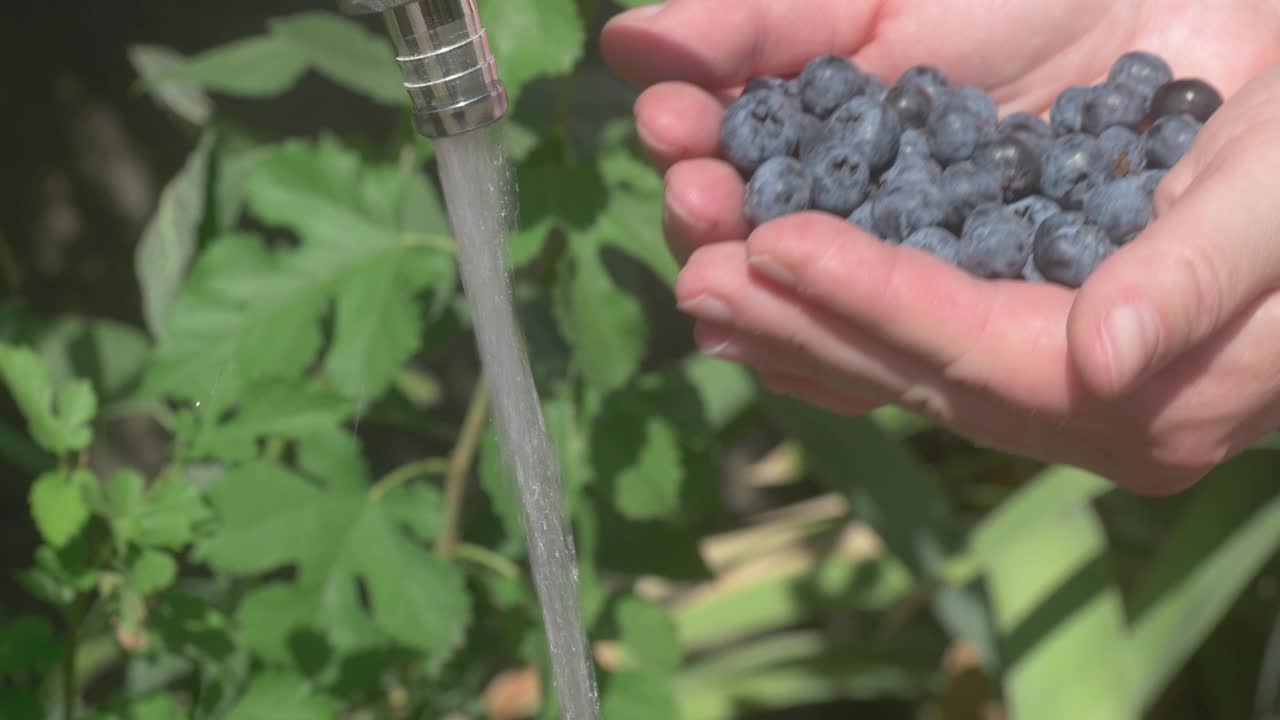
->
[433, 121, 601, 720]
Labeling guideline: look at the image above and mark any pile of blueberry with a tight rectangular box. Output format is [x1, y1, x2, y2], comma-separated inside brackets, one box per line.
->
[720, 51, 1222, 286]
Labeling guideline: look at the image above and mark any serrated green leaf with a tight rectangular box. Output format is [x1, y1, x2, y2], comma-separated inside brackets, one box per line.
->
[323, 251, 430, 401]
[171, 35, 309, 98]
[225, 671, 340, 720]
[235, 582, 307, 666]
[128, 44, 214, 125]
[0, 344, 97, 454]
[591, 393, 683, 521]
[197, 461, 470, 658]
[97, 470, 210, 549]
[383, 482, 446, 544]
[29, 470, 94, 548]
[616, 595, 681, 673]
[129, 549, 178, 596]
[477, 0, 585, 107]
[509, 142, 607, 266]
[559, 242, 647, 392]
[0, 616, 61, 676]
[150, 590, 235, 663]
[267, 11, 405, 105]
[199, 380, 356, 462]
[297, 430, 369, 491]
[601, 670, 679, 720]
[136, 132, 215, 335]
[31, 315, 151, 405]
[145, 137, 440, 408]
[21, 540, 98, 607]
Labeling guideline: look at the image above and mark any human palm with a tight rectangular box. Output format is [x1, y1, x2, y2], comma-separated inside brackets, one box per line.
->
[601, 0, 1280, 493]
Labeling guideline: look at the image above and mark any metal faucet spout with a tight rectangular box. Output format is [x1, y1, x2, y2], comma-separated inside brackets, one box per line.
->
[340, 0, 508, 138]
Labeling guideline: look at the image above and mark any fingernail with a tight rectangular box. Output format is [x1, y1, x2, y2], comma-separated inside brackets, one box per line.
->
[749, 254, 798, 289]
[1103, 304, 1159, 389]
[619, 2, 668, 21]
[663, 194, 711, 236]
[695, 327, 743, 359]
[678, 295, 734, 323]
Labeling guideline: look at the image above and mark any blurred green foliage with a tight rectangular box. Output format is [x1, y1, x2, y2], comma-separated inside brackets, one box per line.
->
[1, 2, 1278, 719]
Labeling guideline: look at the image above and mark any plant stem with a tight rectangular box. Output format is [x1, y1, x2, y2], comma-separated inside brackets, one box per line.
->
[370, 457, 450, 499]
[61, 593, 91, 720]
[437, 378, 490, 557]
[453, 542, 522, 580]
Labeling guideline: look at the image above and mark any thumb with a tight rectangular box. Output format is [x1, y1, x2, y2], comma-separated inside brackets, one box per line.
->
[1067, 133, 1280, 398]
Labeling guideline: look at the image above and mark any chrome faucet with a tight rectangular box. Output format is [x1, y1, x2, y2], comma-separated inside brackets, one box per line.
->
[339, 0, 508, 137]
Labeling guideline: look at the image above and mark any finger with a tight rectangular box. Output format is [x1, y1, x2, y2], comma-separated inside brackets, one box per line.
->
[663, 158, 750, 263]
[742, 211, 1080, 412]
[758, 370, 884, 417]
[1066, 126, 1280, 398]
[691, 318, 894, 404]
[601, 0, 878, 90]
[636, 82, 726, 171]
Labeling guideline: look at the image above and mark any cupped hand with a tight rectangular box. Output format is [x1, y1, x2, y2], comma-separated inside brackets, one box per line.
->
[601, 0, 1280, 493]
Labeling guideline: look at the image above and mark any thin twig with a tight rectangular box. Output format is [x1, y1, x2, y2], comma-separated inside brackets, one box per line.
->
[370, 457, 450, 499]
[437, 378, 490, 557]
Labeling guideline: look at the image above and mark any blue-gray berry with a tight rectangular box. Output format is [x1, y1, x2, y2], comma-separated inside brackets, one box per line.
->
[1083, 176, 1153, 243]
[1040, 133, 1107, 209]
[798, 55, 865, 118]
[744, 156, 814, 226]
[958, 204, 1035, 278]
[817, 97, 901, 171]
[1145, 113, 1201, 169]
[1108, 51, 1173, 103]
[805, 138, 873, 216]
[872, 180, 950, 242]
[903, 226, 962, 265]
[927, 105, 992, 165]
[1097, 126, 1148, 178]
[941, 161, 1002, 228]
[1033, 212, 1116, 287]
[1082, 81, 1148, 133]
[721, 89, 806, 175]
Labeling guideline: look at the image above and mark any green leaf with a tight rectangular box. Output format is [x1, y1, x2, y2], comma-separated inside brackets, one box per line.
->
[225, 671, 340, 720]
[267, 11, 406, 106]
[30, 315, 151, 405]
[981, 489, 1134, 719]
[136, 132, 216, 335]
[1127, 452, 1280, 711]
[129, 549, 178, 596]
[764, 395, 999, 669]
[616, 595, 681, 673]
[28, 469, 94, 548]
[95, 469, 210, 550]
[197, 461, 471, 659]
[0, 344, 98, 454]
[477, 0, 585, 107]
[297, 430, 369, 491]
[601, 670, 680, 720]
[323, 250, 431, 401]
[20, 540, 98, 608]
[508, 142, 607, 266]
[127, 44, 214, 125]
[235, 582, 307, 666]
[0, 615, 61, 676]
[602, 412, 683, 521]
[558, 241, 647, 392]
[383, 482, 447, 544]
[171, 35, 309, 98]
[198, 380, 356, 462]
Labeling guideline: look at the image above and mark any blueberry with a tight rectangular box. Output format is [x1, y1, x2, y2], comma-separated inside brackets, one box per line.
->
[1008, 195, 1062, 235]
[872, 180, 950, 242]
[1139, 168, 1167, 195]
[902, 226, 962, 264]
[1083, 176, 1153, 243]
[805, 138, 873, 216]
[881, 155, 943, 187]
[884, 82, 933, 129]
[1051, 85, 1089, 135]
[896, 127, 934, 162]
[1022, 253, 1048, 283]
[1082, 81, 1147, 133]
[796, 112, 826, 158]
[927, 105, 992, 165]
[1040, 133, 1107, 209]
[1149, 78, 1223, 123]
[940, 161, 1002, 227]
[896, 65, 949, 104]
[863, 73, 889, 101]
[816, 97, 901, 171]
[998, 112, 1054, 155]
[958, 204, 1035, 279]
[944, 85, 999, 125]
[848, 201, 879, 238]
[973, 135, 1041, 201]
[744, 76, 791, 96]
[720, 89, 806, 175]
[1033, 212, 1116, 287]
[798, 55, 865, 118]
[1097, 126, 1148, 177]
[1107, 51, 1174, 102]
[1145, 113, 1201, 168]
[744, 156, 813, 226]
